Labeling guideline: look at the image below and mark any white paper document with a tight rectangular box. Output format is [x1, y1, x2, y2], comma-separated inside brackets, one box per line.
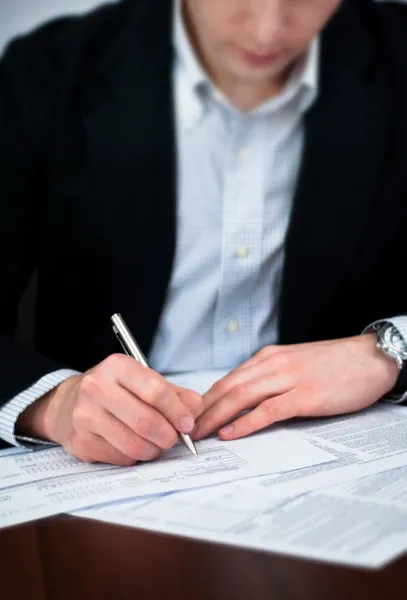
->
[0, 427, 332, 529]
[71, 397, 407, 569]
[76, 453, 407, 569]
[290, 402, 407, 459]
[0, 447, 119, 489]
[250, 403, 407, 495]
[0, 426, 332, 492]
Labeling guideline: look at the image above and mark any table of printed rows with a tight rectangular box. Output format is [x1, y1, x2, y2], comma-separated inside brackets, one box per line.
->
[0, 516, 405, 600]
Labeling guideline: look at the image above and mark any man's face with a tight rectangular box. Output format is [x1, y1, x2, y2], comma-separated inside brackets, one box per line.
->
[184, 0, 342, 86]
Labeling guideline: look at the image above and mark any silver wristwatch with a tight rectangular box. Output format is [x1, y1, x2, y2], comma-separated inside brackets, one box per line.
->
[376, 322, 407, 370]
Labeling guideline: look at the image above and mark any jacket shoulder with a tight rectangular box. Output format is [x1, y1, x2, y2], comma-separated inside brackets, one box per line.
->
[369, 1, 407, 47]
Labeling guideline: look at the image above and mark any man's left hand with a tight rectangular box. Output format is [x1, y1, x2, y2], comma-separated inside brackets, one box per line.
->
[192, 334, 400, 441]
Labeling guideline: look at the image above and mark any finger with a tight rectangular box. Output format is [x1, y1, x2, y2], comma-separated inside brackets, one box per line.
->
[233, 344, 301, 373]
[113, 358, 196, 433]
[194, 373, 294, 440]
[103, 386, 180, 450]
[218, 392, 299, 440]
[203, 356, 292, 413]
[203, 364, 267, 412]
[235, 346, 282, 370]
[170, 385, 204, 419]
[91, 406, 162, 462]
[66, 432, 138, 466]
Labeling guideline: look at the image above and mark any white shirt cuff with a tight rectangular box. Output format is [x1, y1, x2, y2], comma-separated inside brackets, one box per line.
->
[0, 369, 80, 447]
[363, 316, 407, 404]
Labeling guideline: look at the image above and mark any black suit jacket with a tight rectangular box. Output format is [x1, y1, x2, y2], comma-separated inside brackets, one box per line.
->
[0, 0, 407, 409]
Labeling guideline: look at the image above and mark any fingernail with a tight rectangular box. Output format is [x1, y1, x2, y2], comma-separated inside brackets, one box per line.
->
[179, 415, 195, 433]
[220, 424, 234, 437]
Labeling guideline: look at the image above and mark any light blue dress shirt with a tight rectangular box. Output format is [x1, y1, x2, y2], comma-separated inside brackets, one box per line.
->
[1, 0, 406, 447]
[149, 1, 319, 372]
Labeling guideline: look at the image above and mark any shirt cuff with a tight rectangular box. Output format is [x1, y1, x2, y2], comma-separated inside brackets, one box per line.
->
[363, 316, 407, 404]
[0, 369, 80, 448]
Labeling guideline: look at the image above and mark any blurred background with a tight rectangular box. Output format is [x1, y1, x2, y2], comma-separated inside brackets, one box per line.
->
[0, 0, 117, 55]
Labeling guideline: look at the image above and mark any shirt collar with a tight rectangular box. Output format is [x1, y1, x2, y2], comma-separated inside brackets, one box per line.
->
[174, 0, 209, 93]
[173, 0, 319, 130]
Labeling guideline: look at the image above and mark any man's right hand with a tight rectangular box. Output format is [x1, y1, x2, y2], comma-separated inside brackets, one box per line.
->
[16, 354, 203, 466]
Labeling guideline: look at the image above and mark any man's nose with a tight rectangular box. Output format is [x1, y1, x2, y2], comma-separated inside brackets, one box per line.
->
[250, 0, 285, 49]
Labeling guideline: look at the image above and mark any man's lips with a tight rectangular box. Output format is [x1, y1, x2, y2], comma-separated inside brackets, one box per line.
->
[235, 46, 283, 67]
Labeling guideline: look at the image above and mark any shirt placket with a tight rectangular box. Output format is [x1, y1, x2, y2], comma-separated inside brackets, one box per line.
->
[213, 114, 265, 368]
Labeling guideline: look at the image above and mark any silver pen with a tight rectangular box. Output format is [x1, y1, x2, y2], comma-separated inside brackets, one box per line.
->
[111, 313, 198, 457]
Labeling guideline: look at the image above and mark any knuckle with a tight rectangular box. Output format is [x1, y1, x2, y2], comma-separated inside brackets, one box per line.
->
[108, 353, 124, 368]
[272, 352, 291, 370]
[103, 353, 125, 373]
[211, 379, 229, 398]
[126, 437, 160, 462]
[147, 378, 172, 410]
[135, 416, 156, 439]
[258, 346, 274, 359]
[79, 374, 101, 400]
[233, 381, 252, 401]
[136, 416, 174, 449]
[261, 400, 279, 423]
[145, 375, 162, 394]
[135, 416, 176, 450]
[262, 398, 295, 423]
[178, 389, 203, 417]
[125, 437, 147, 460]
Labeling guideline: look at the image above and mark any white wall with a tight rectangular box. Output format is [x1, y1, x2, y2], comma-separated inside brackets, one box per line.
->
[0, 0, 117, 55]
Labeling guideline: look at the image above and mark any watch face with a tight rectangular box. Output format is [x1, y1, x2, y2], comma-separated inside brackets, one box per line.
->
[382, 325, 407, 354]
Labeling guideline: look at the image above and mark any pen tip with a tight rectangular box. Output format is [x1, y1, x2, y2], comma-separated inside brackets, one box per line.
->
[183, 435, 198, 457]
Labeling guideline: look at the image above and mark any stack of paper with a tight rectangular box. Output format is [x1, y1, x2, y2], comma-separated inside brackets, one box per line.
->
[2, 370, 407, 568]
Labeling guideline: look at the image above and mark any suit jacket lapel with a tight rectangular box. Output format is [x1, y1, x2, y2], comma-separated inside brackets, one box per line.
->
[82, 0, 177, 352]
[279, 0, 393, 343]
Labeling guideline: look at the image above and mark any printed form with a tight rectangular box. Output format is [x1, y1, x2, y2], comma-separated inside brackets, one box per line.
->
[0, 427, 333, 529]
[72, 382, 407, 569]
[75, 451, 407, 569]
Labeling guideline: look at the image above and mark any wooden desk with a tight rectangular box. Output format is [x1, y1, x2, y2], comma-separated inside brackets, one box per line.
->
[0, 516, 405, 600]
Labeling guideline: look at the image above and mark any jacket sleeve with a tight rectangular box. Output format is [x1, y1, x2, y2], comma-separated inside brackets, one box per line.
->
[0, 30, 70, 406]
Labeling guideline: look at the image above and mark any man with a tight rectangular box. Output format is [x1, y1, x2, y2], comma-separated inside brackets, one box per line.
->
[0, 0, 407, 465]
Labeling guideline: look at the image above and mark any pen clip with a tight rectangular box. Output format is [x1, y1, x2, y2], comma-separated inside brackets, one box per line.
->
[112, 325, 131, 357]
[111, 314, 149, 367]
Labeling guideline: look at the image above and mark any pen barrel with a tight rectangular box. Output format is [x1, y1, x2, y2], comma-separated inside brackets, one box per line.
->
[111, 313, 149, 367]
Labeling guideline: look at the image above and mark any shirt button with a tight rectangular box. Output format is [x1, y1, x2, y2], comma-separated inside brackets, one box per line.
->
[238, 148, 250, 162]
[213, 89, 223, 102]
[235, 246, 250, 259]
[227, 320, 240, 333]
